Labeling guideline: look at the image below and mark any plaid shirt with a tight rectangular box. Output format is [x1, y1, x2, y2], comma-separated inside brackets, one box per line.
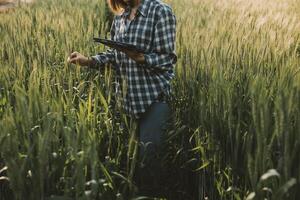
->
[92, 0, 177, 118]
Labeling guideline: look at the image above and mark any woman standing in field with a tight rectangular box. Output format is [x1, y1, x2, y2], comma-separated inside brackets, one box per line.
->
[67, 0, 177, 196]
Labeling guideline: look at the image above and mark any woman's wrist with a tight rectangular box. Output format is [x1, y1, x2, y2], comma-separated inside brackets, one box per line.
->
[87, 56, 97, 67]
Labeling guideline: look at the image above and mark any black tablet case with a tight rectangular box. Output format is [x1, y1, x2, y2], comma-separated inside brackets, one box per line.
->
[93, 38, 144, 53]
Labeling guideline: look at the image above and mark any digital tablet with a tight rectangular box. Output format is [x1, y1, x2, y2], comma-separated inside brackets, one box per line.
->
[93, 38, 144, 53]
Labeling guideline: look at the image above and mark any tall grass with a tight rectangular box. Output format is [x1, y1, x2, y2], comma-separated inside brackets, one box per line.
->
[171, 0, 300, 199]
[0, 0, 300, 199]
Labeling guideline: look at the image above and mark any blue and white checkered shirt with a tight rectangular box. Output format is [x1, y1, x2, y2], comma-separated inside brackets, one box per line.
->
[92, 0, 177, 118]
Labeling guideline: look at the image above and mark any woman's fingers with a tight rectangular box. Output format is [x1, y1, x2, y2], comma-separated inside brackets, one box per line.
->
[67, 52, 90, 66]
[70, 51, 79, 59]
[67, 52, 79, 64]
[68, 57, 77, 64]
[121, 49, 145, 64]
[67, 56, 74, 64]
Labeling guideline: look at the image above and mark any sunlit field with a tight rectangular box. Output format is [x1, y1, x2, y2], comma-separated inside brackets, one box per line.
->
[0, 0, 300, 199]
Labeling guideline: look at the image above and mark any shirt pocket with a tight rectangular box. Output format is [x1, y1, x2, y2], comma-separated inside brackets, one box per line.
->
[129, 20, 153, 52]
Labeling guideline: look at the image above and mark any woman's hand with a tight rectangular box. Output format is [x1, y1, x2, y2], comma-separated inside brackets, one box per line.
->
[113, 46, 145, 64]
[67, 51, 96, 67]
[123, 49, 145, 64]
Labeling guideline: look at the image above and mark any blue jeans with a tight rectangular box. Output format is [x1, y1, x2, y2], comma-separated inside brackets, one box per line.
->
[135, 101, 172, 195]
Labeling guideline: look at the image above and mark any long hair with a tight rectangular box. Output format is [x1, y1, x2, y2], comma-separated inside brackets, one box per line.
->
[107, 0, 140, 14]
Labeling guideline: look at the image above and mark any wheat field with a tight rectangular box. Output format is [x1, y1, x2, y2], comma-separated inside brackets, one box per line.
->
[0, 0, 300, 199]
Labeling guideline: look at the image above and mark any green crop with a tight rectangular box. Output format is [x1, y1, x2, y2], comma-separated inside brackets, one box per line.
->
[0, 0, 299, 199]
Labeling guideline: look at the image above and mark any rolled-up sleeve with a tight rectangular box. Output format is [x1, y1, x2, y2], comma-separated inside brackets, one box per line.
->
[91, 19, 116, 68]
[143, 7, 177, 71]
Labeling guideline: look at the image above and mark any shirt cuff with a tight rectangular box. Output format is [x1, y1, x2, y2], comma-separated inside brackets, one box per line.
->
[144, 53, 155, 67]
[91, 55, 103, 68]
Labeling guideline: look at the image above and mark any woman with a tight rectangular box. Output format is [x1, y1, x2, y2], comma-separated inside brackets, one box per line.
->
[67, 0, 177, 195]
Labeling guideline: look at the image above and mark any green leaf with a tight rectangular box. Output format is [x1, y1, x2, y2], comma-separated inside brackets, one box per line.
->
[245, 192, 255, 200]
[275, 178, 297, 198]
[195, 161, 210, 171]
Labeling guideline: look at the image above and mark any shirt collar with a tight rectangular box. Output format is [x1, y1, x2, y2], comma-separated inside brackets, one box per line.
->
[122, 0, 151, 18]
[123, 6, 131, 17]
[137, 0, 151, 17]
